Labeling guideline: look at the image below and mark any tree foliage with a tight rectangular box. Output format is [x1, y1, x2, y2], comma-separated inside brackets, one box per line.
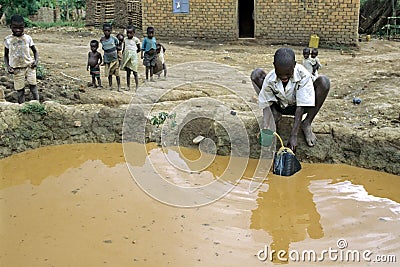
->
[0, 0, 86, 21]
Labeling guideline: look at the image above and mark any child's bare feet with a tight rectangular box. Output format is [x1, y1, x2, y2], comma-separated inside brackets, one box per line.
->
[301, 121, 317, 147]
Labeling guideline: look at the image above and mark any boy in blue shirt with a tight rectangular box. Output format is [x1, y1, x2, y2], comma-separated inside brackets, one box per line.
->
[100, 23, 121, 91]
[141, 26, 157, 82]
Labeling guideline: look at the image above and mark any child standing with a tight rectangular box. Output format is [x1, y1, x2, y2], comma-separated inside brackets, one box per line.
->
[156, 43, 167, 79]
[141, 26, 157, 82]
[116, 33, 124, 66]
[310, 48, 322, 77]
[302, 47, 314, 77]
[120, 25, 141, 90]
[4, 14, 39, 104]
[100, 23, 121, 91]
[87, 40, 102, 88]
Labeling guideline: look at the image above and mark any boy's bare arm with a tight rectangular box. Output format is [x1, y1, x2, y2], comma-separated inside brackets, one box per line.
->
[97, 52, 102, 67]
[288, 106, 304, 152]
[262, 107, 271, 129]
[87, 52, 90, 70]
[4, 47, 13, 73]
[30, 45, 38, 68]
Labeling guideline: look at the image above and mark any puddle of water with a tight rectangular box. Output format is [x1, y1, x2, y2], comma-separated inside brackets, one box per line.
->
[0, 143, 399, 266]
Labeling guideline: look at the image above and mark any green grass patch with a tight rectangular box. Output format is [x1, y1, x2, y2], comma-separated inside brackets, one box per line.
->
[19, 102, 47, 116]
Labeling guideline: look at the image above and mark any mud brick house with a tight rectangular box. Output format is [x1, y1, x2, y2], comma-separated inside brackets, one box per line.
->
[86, 0, 360, 46]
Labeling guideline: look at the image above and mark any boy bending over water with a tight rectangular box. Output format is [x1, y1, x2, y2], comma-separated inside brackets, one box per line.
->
[251, 47, 330, 152]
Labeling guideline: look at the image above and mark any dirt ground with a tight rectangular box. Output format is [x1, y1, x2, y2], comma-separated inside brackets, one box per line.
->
[1, 26, 399, 131]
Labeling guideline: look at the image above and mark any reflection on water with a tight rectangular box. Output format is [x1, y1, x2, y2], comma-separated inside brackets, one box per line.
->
[0, 143, 399, 266]
[251, 165, 400, 264]
[251, 173, 324, 263]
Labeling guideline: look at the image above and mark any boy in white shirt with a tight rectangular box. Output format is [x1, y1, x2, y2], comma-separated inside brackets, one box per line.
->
[251, 47, 330, 152]
[4, 14, 39, 104]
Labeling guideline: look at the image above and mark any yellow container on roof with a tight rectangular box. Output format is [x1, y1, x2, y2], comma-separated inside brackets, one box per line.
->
[309, 35, 319, 48]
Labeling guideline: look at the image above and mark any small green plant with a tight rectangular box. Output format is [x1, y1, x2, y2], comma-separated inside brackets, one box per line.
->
[36, 64, 47, 79]
[19, 102, 47, 116]
[150, 112, 176, 128]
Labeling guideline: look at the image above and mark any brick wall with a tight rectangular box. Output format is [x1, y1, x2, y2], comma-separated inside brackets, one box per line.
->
[141, 0, 237, 40]
[255, 0, 360, 46]
[142, 0, 360, 46]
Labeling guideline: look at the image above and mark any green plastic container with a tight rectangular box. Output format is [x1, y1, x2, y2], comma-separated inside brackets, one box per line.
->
[260, 129, 274, 147]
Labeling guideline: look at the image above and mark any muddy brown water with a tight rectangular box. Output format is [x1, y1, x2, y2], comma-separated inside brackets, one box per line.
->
[0, 143, 399, 266]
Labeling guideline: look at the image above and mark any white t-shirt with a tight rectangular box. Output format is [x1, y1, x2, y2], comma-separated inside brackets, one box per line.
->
[158, 49, 165, 64]
[124, 36, 140, 51]
[259, 64, 315, 109]
[4, 34, 35, 68]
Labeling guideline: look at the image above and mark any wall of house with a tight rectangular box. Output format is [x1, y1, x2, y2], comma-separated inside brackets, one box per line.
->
[86, 0, 359, 46]
[255, 0, 360, 45]
[141, 0, 238, 39]
[142, 0, 360, 46]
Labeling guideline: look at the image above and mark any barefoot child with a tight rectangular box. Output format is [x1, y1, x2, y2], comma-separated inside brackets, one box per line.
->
[120, 25, 140, 90]
[4, 14, 39, 104]
[310, 48, 322, 77]
[156, 43, 167, 79]
[116, 33, 124, 66]
[87, 40, 102, 88]
[100, 23, 121, 91]
[141, 26, 157, 82]
[251, 47, 330, 152]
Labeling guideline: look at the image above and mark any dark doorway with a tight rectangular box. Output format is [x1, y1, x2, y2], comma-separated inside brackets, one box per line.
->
[238, 0, 254, 38]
